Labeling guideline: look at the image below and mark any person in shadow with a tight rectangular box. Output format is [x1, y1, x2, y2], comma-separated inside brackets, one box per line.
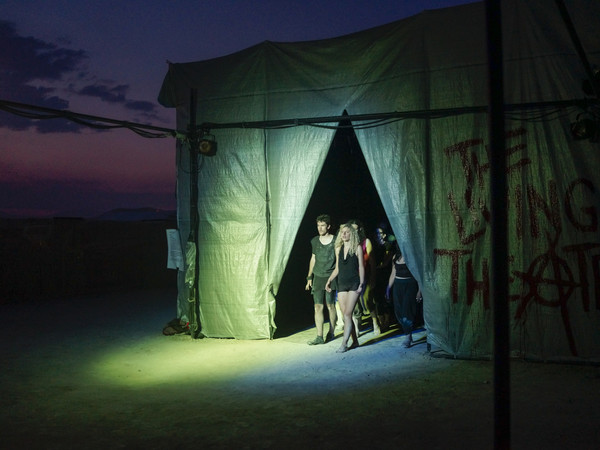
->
[370, 222, 396, 334]
[348, 219, 374, 337]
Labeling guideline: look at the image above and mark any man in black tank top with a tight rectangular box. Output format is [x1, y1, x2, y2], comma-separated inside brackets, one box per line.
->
[305, 214, 338, 345]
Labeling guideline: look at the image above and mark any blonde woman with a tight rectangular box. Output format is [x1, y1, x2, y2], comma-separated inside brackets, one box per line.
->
[326, 223, 365, 353]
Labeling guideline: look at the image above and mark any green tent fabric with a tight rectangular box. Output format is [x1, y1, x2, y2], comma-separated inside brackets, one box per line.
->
[159, 0, 600, 361]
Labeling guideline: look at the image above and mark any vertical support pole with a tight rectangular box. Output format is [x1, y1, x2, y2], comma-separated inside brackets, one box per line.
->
[187, 88, 202, 338]
[485, 1, 510, 448]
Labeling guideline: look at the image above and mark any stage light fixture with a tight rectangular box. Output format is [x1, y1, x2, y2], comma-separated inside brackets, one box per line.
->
[199, 133, 217, 156]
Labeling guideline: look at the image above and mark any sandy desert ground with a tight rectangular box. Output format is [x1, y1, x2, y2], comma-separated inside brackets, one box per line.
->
[1, 287, 599, 450]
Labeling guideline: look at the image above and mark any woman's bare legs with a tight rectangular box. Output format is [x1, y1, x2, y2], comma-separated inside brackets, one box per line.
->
[337, 291, 360, 352]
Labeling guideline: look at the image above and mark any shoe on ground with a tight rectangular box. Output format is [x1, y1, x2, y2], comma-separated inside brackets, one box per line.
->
[308, 336, 325, 345]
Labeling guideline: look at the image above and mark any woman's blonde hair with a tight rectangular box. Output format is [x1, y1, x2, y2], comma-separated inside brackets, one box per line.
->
[335, 222, 360, 255]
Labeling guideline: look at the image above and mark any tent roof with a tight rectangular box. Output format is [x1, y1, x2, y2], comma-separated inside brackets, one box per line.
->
[159, 0, 599, 127]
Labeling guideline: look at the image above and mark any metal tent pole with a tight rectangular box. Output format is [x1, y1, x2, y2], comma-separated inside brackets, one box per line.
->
[187, 89, 202, 338]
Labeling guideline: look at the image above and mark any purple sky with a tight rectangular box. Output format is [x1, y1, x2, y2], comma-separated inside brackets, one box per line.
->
[0, 0, 476, 218]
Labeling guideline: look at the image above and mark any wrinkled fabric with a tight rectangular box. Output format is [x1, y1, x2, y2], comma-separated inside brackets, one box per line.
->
[159, 0, 600, 361]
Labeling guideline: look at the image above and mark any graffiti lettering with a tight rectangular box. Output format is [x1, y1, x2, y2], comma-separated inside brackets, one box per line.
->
[505, 128, 531, 175]
[445, 128, 531, 244]
[511, 184, 523, 240]
[447, 192, 487, 245]
[432, 249, 471, 302]
[466, 257, 489, 310]
[527, 180, 561, 238]
[444, 139, 490, 245]
[435, 243, 600, 313]
[513, 236, 582, 356]
[437, 126, 599, 355]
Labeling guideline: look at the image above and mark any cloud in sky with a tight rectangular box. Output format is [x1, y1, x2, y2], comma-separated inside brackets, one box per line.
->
[0, 20, 161, 133]
[78, 84, 127, 104]
[0, 21, 87, 87]
[0, 20, 85, 130]
[76, 83, 157, 114]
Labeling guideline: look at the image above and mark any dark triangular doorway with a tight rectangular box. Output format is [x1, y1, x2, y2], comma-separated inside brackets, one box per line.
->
[274, 113, 388, 337]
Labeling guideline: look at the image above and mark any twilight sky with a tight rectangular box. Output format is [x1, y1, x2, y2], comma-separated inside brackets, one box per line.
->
[0, 0, 475, 218]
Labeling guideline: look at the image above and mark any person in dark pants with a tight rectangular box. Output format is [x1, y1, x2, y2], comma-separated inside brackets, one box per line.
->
[305, 214, 338, 345]
[386, 243, 422, 348]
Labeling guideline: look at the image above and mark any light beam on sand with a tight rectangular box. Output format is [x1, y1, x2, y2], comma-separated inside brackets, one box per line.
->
[89, 336, 292, 387]
[88, 329, 433, 390]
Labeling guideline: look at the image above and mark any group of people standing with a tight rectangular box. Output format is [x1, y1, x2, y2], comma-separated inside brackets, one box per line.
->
[305, 214, 422, 352]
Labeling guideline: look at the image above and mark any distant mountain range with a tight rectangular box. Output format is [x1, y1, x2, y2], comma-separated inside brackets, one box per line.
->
[94, 208, 176, 221]
[0, 208, 176, 221]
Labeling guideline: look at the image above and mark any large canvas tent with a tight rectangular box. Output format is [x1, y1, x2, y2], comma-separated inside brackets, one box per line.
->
[158, 0, 600, 362]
